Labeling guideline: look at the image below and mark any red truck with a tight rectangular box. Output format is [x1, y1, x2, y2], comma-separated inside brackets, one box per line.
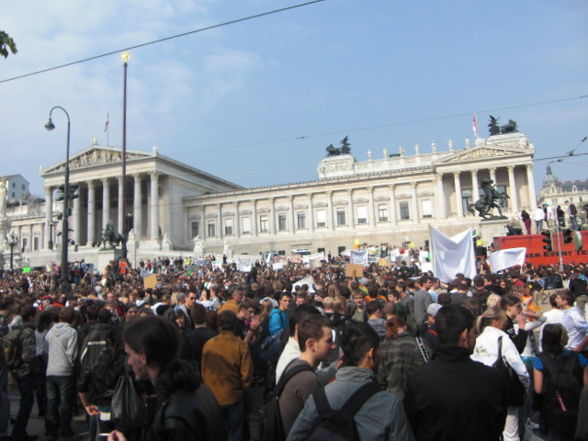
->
[493, 231, 588, 266]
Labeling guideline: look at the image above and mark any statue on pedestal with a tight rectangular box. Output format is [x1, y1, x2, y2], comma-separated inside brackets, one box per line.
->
[468, 178, 509, 219]
[161, 233, 172, 251]
[193, 235, 204, 257]
[95, 222, 125, 249]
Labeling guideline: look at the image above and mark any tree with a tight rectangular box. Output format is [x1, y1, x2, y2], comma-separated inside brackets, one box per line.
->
[0, 31, 17, 58]
[340, 136, 351, 154]
[488, 115, 500, 136]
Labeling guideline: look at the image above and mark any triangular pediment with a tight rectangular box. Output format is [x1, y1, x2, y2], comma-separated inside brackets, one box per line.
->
[41, 145, 155, 176]
[434, 145, 527, 165]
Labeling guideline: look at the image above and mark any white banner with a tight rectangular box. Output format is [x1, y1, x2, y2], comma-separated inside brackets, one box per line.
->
[302, 252, 325, 264]
[291, 276, 316, 293]
[488, 247, 526, 273]
[235, 255, 254, 272]
[350, 249, 368, 265]
[430, 227, 476, 282]
[272, 262, 284, 271]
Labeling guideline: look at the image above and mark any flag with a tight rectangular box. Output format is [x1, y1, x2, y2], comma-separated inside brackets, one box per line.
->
[472, 113, 479, 138]
[430, 226, 476, 282]
[488, 247, 526, 272]
[104, 113, 109, 132]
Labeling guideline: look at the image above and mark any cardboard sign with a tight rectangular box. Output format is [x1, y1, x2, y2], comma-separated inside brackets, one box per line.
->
[345, 263, 364, 278]
[143, 274, 158, 289]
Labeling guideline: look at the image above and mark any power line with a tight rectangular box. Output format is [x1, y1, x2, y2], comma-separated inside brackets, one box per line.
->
[190, 94, 588, 154]
[0, 0, 327, 85]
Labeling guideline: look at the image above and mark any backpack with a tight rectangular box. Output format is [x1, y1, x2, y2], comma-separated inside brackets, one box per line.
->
[4, 329, 23, 370]
[492, 336, 526, 407]
[541, 352, 582, 417]
[304, 381, 380, 441]
[254, 361, 314, 441]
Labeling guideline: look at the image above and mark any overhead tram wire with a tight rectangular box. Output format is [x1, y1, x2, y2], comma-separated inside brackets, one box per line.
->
[0, 0, 327, 85]
[189, 94, 588, 154]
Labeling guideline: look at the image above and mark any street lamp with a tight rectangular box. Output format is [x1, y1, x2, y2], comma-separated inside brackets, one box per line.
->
[121, 51, 131, 260]
[45, 106, 71, 293]
[6, 232, 18, 271]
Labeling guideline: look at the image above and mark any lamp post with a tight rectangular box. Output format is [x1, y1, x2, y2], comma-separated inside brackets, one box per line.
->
[6, 232, 17, 271]
[121, 51, 131, 260]
[45, 106, 71, 293]
[48, 220, 57, 250]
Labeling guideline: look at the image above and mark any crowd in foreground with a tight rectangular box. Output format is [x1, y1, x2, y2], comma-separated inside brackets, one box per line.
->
[0, 256, 587, 441]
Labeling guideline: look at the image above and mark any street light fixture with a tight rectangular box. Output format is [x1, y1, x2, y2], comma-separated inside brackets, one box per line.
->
[6, 232, 18, 271]
[45, 106, 71, 293]
[121, 51, 131, 260]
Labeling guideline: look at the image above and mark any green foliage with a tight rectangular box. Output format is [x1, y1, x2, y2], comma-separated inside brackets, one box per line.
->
[0, 31, 17, 58]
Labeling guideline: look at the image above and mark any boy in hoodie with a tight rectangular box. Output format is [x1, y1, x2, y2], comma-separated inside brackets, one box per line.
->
[45, 307, 78, 441]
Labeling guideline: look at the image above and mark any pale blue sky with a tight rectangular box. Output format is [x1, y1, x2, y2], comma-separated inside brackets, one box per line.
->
[2, 0, 587, 195]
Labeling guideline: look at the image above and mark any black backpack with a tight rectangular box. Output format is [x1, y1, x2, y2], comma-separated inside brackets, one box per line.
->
[492, 336, 526, 407]
[253, 361, 314, 441]
[541, 352, 582, 417]
[304, 381, 380, 441]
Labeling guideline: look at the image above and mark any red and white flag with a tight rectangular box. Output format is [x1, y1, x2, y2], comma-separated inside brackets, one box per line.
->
[472, 113, 479, 138]
[104, 113, 109, 132]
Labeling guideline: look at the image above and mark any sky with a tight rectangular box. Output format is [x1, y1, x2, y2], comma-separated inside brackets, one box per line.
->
[1, 0, 587, 196]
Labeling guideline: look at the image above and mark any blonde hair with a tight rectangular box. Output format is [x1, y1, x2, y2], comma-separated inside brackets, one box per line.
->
[486, 293, 501, 308]
[475, 306, 507, 336]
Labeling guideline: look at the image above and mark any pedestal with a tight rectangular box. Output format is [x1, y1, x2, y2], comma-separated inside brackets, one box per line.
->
[97, 248, 122, 273]
[478, 217, 509, 246]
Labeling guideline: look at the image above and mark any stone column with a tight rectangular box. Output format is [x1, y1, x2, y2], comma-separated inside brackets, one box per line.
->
[72, 183, 81, 244]
[117, 176, 124, 234]
[526, 164, 537, 209]
[508, 166, 519, 213]
[308, 194, 315, 232]
[327, 191, 335, 231]
[218, 203, 223, 239]
[289, 196, 296, 234]
[235, 201, 241, 238]
[348, 190, 355, 228]
[471, 170, 479, 203]
[102, 178, 111, 229]
[389, 185, 397, 224]
[453, 172, 463, 217]
[270, 198, 276, 235]
[252, 200, 258, 237]
[87, 181, 95, 245]
[150, 173, 159, 240]
[435, 174, 445, 219]
[411, 183, 420, 223]
[489, 168, 497, 185]
[44, 186, 53, 249]
[368, 186, 376, 227]
[201, 206, 206, 240]
[133, 175, 142, 238]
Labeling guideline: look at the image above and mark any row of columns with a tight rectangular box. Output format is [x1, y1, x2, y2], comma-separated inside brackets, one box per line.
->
[44, 172, 161, 248]
[447, 164, 534, 217]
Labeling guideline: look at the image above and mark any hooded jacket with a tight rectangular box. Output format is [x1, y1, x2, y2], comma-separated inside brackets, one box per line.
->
[45, 322, 78, 376]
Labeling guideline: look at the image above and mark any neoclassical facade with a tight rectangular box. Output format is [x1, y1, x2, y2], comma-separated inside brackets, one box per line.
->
[4, 132, 536, 267]
[537, 166, 588, 217]
[184, 132, 536, 256]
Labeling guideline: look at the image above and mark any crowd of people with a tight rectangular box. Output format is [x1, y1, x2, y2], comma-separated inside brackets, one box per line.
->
[0, 254, 587, 441]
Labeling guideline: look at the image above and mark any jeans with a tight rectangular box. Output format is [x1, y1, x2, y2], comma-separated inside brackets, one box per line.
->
[46, 375, 76, 436]
[12, 374, 35, 440]
[535, 220, 543, 233]
[222, 399, 245, 441]
[570, 216, 578, 230]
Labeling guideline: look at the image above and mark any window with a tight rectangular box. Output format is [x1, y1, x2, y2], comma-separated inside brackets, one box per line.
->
[421, 200, 432, 218]
[207, 222, 216, 238]
[497, 185, 508, 208]
[242, 216, 251, 234]
[21, 184, 25, 190]
[316, 209, 327, 228]
[297, 212, 306, 229]
[33, 237, 39, 251]
[259, 215, 268, 233]
[378, 204, 388, 222]
[336, 208, 346, 225]
[356, 206, 368, 224]
[11, 182, 15, 188]
[399, 201, 410, 220]
[191, 221, 199, 238]
[224, 218, 233, 236]
[461, 189, 472, 216]
[278, 214, 287, 231]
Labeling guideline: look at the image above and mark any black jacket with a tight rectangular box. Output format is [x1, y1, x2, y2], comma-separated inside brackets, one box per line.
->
[148, 385, 227, 441]
[404, 345, 507, 441]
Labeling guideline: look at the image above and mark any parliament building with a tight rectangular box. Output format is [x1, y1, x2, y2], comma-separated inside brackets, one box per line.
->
[5, 132, 537, 267]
